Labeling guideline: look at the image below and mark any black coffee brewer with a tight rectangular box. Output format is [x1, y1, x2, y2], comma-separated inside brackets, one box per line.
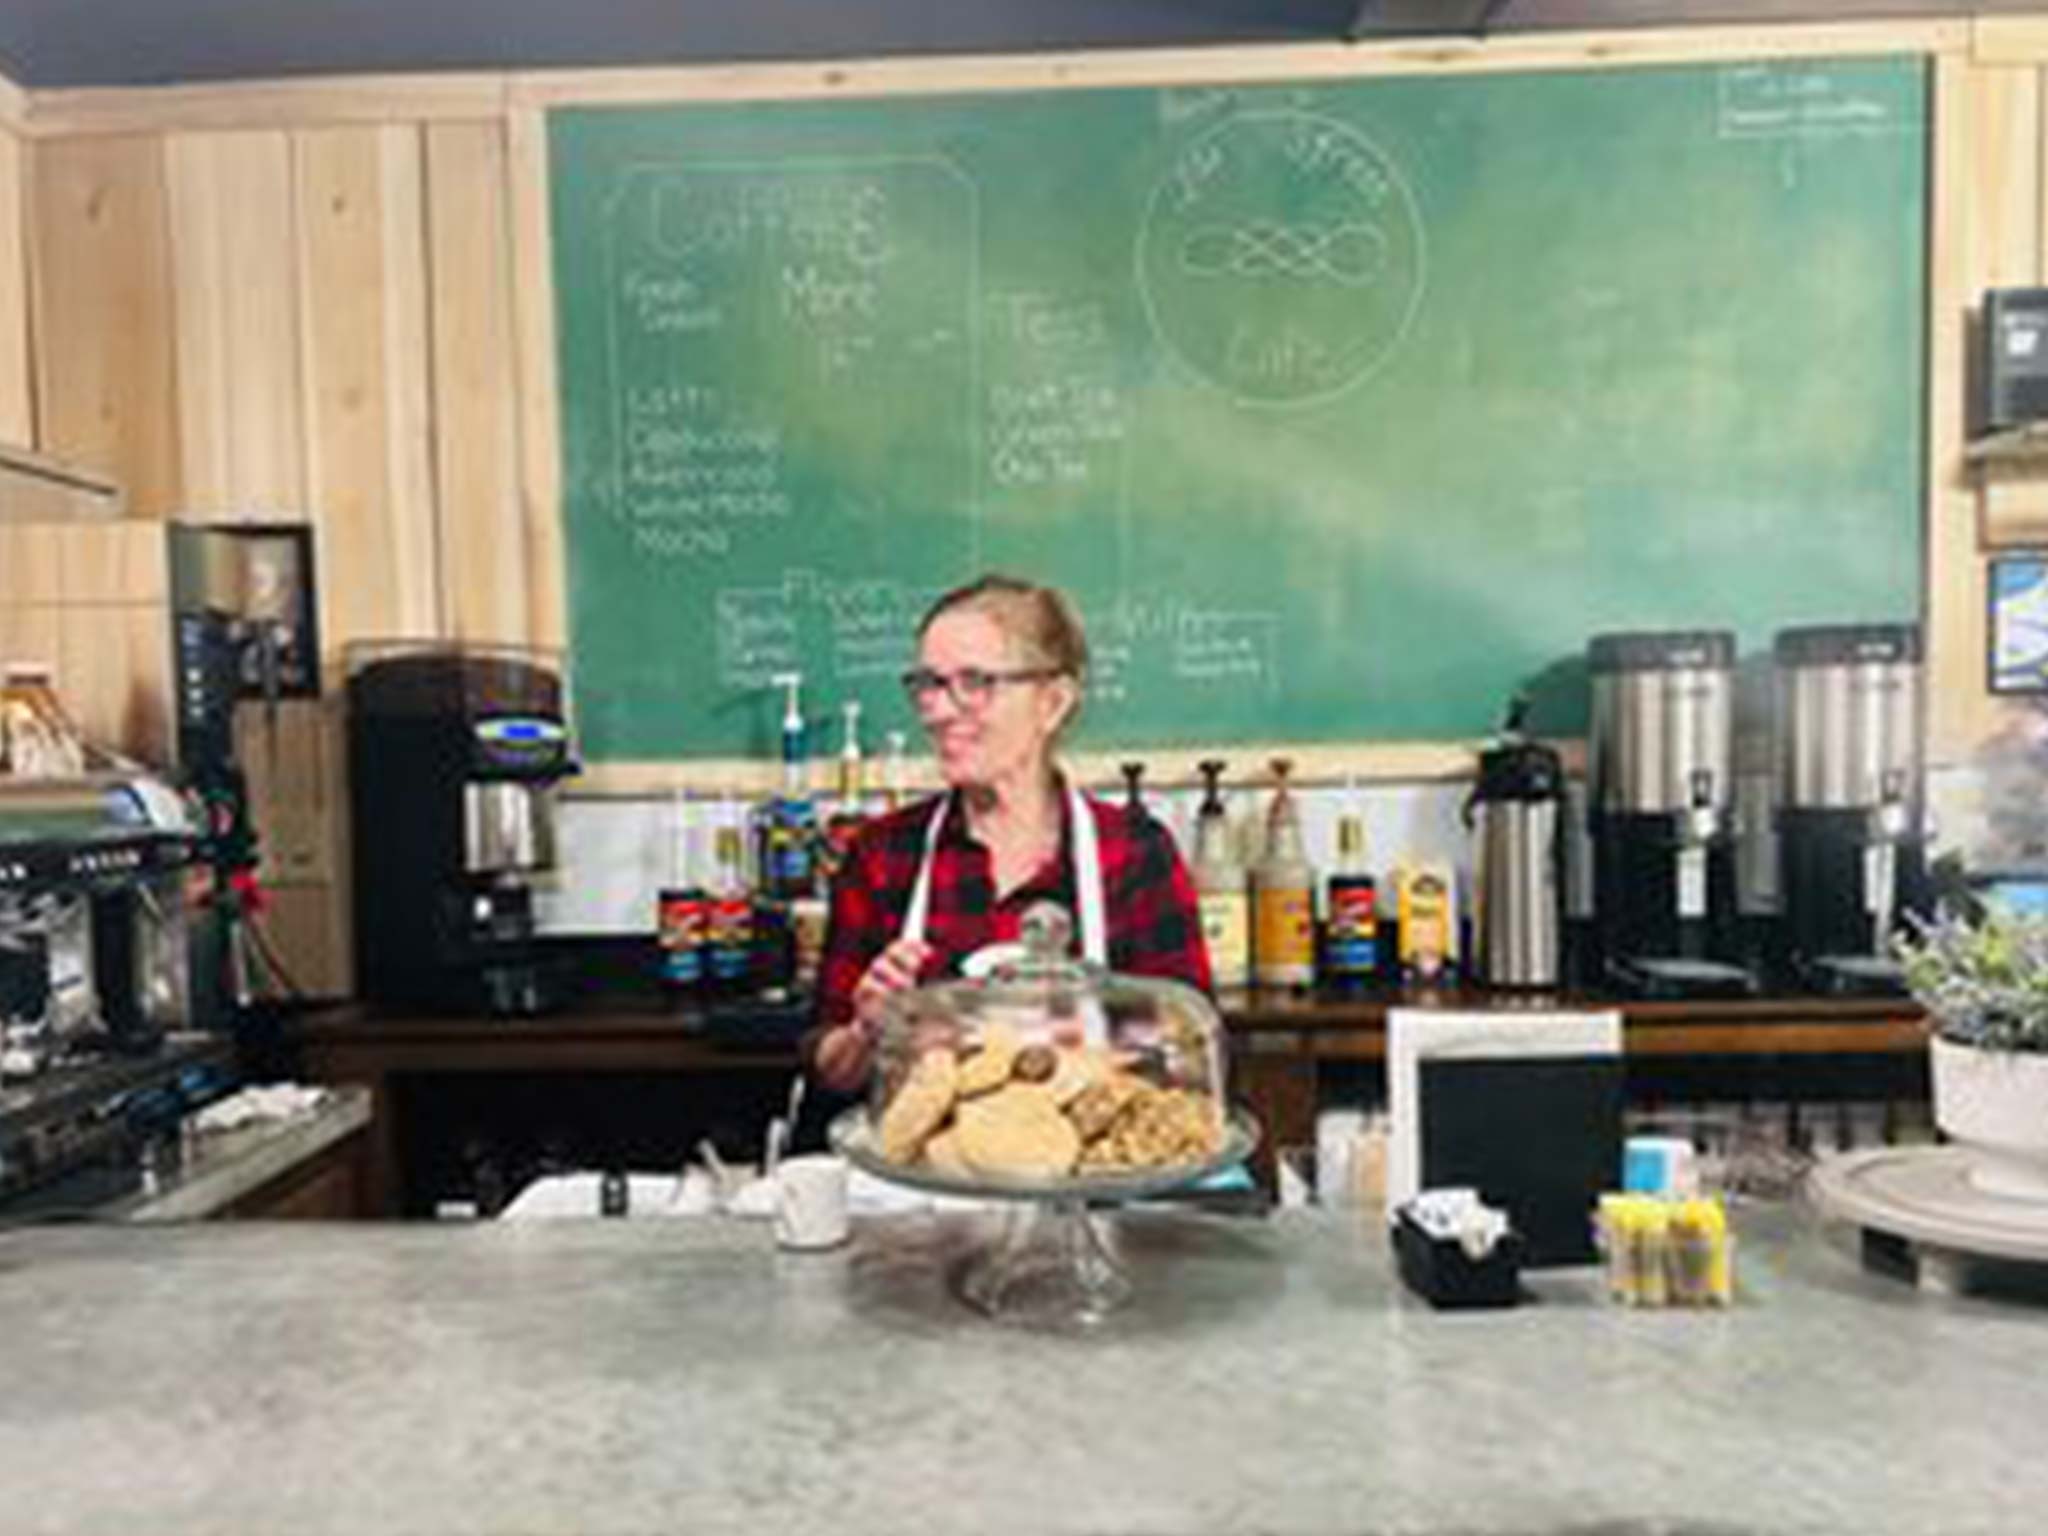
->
[1772, 624, 1928, 993]
[347, 645, 576, 1015]
[1586, 631, 1755, 997]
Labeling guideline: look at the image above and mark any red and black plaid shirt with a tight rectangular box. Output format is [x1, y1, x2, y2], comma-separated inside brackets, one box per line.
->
[812, 787, 1211, 1037]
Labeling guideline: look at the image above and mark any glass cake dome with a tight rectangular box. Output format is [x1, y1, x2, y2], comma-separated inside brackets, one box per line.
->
[861, 902, 1232, 1192]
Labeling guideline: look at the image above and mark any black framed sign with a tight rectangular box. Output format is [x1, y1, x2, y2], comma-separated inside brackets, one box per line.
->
[1990, 553, 2048, 693]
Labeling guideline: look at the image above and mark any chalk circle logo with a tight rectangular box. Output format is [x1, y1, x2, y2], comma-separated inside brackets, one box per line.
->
[1137, 111, 1426, 408]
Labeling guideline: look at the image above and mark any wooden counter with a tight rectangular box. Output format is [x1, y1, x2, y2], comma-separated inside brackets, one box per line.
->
[297, 991, 1926, 1215]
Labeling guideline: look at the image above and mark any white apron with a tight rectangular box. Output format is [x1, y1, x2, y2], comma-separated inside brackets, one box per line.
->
[899, 783, 1108, 977]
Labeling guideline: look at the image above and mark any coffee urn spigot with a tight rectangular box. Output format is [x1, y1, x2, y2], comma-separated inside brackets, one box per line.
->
[1680, 768, 1726, 849]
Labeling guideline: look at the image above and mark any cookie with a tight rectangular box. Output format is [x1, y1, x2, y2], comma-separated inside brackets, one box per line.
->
[879, 1048, 959, 1163]
[1045, 1046, 1112, 1110]
[956, 1021, 1022, 1098]
[1011, 1044, 1058, 1084]
[955, 1083, 1081, 1177]
[923, 1126, 971, 1178]
[1079, 1086, 1221, 1169]
[1066, 1071, 1145, 1142]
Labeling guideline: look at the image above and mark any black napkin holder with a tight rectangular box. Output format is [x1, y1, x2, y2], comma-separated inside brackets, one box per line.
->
[1393, 1208, 1525, 1310]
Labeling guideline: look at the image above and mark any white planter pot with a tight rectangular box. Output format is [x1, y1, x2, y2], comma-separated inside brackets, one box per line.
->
[1930, 1034, 2048, 1202]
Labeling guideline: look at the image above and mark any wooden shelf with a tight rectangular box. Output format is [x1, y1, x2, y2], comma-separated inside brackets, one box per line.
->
[295, 993, 1928, 1210]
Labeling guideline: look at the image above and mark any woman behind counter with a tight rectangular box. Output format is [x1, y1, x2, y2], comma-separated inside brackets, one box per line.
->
[808, 575, 1211, 1093]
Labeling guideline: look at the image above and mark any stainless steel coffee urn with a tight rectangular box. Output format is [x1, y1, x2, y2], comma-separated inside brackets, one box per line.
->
[1773, 624, 1927, 992]
[1587, 630, 1754, 996]
[1465, 698, 1564, 989]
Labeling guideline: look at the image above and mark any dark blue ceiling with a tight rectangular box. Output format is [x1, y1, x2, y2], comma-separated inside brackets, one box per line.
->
[0, 1, 2014, 90]
[0, 1, 1366, 89]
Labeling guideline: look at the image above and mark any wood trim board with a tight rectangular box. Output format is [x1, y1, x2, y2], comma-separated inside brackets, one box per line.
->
[26, 76, 508, 139]
[507, 20, 1971, 110]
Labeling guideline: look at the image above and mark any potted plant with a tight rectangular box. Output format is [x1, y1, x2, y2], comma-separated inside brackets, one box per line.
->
[1897, 907, 2048, 1201]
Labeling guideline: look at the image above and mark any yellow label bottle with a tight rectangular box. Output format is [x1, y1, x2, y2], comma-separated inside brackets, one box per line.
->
[1252, 758, 1316, 988]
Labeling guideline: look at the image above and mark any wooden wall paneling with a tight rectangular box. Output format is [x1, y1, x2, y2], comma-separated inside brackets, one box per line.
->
[235, 698, 335, 884]
[508, 106, 566, 654]
[294, 123, 441, 1001]
[35, 523, 176, 764]
[257, 882, 349, 999]
[1969, 64, 2048, 548]
[294, 123, 440, 661]
[232, 692, 350, 998]
[0, 521, 62, 602]
[0, 604, 60, 676]
[118, 600, 173, 763]
[55, 605, 133, 758]
[426, 119, 529, 645]
[0, 126, 32, 448]
[54, 520, 166, 605]
[29, 135, 183, 516]
[166, 131, 308, 517]
[1975, 16, 2048, 67]
[1932, 55, 2020, 765]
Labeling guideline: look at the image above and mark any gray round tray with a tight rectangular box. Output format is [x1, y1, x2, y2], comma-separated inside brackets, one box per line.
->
[1807, 1145, 2048, 1263]
[829, 1106, 1260, 1204]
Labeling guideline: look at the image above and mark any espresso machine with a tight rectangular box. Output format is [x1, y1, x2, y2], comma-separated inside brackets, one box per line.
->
[0, 773, 209, 1071]
[347, 645, 576, 1015]
[1773, 624, 1928, 993]
[1586, 630, 1755, 997]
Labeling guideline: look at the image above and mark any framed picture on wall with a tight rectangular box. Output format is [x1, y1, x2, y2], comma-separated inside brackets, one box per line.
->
[1989, 553, 2048, 693]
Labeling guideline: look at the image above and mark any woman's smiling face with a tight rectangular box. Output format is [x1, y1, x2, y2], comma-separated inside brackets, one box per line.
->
[913, 607, 1072, 790]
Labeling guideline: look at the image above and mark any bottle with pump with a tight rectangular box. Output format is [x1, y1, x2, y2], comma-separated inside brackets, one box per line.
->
[657, 789, 709, 994]
[1323, 777, 1379, 987]
[1120, 762, 1147, 823]
[821, 699, 867, 883]
[756, 672, 818, 902]
[1252, 758, 1317, 989]
[881, 730, 910, 814]
[1193, 759, 1252, 989]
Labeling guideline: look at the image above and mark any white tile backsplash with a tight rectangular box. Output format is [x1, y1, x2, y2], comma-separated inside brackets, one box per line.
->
[536, 779, 1479, 936]
[537, 768, 1987, 937]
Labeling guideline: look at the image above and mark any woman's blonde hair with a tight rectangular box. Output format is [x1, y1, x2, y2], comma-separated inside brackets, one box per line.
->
[918, 574, 1090, 678]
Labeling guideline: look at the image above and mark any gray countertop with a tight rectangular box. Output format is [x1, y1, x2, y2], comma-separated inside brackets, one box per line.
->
[1, 1201, 2045, 1536]
[113, 1086, 371, 1222]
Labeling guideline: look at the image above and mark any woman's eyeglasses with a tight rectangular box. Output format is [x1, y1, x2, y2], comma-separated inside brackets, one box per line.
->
[900, 666, 1058, 709]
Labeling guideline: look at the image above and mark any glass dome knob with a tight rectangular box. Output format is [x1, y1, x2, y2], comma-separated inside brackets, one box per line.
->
[1020, 901, 1073, 960]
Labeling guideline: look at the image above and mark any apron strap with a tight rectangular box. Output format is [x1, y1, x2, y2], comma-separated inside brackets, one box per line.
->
[898, 783, 1108, 965]
[900, 793, 951, 946]
[1068, 783, 1108, 967]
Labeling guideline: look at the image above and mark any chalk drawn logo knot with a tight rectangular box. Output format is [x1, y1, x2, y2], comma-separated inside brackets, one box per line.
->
[1138, 110, 1425, 408]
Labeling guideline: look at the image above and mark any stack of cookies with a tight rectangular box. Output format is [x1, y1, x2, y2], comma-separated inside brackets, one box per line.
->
[875, 1020, 1223, 1179]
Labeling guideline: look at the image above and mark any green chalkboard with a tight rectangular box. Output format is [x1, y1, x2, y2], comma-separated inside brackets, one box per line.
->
[549, 56, 1928, 762]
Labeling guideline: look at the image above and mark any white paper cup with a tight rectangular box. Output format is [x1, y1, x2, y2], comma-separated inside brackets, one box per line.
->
[775, 1154, 850, 1250]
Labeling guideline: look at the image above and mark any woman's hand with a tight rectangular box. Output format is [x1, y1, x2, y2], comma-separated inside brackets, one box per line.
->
[818, 937, 935, 1092]
[852, 937, 935, 1038]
